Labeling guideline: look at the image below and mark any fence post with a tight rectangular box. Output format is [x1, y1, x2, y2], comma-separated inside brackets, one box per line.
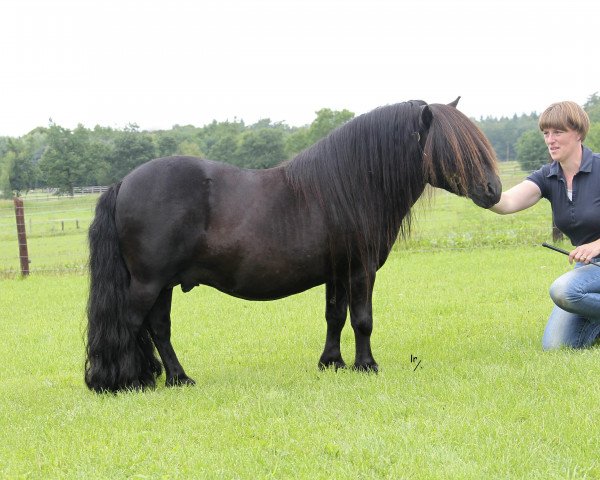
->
[552, 220, 564, 242]
[13, 197, 30, 276]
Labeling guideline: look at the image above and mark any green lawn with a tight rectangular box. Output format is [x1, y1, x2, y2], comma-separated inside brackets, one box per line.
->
[2, 247, 599, 478]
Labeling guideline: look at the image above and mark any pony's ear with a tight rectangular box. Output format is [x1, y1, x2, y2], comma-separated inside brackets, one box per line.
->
[419, 105, 433, 131]
[448, 96, 461, 107]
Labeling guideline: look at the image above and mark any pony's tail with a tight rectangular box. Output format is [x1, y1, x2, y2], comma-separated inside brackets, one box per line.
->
[84, 183, 162, 393]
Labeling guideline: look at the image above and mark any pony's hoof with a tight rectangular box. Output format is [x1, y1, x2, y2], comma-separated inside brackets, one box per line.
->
[353, 362, 378, 373]
[166, 375, 196, 387]
[318, 359, 347, 371]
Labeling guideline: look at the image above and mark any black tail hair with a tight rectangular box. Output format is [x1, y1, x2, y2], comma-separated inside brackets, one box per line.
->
[84, 183, 162, 393]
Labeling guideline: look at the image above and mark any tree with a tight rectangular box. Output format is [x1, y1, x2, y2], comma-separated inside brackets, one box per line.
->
[285, 127, 310, 159]
[39, 124, 95, 195]
[584, 92, 600, 122]
[0, 156, 10, 197]
[85, 140, 112, 185]
[585, 123, 600, 152]
[177, 140, 203, 157]
[515, 130, 549, 172]
[0, 128, 49, 196]
[156, 133, 179, 157]
[307, 108, 354, 145]
[7, 149, 34, 195]
[235, 128, 286, 169]
[209, 134, 238, 163]
[107, 124, 157, 181]
[0, 135, 44, 196]
[284, 109, 355, 159]
[199, 119, 245, 158]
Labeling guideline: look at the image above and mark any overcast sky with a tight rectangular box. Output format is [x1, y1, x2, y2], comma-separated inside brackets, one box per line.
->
[1, 0, 598, 137]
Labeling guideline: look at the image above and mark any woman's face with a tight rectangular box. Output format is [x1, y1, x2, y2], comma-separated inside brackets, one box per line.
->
[542, 127, 581, 163]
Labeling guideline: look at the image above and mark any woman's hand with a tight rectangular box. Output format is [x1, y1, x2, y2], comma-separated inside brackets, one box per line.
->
[570, 239, 600, 264]
[489, 180, 541, 214]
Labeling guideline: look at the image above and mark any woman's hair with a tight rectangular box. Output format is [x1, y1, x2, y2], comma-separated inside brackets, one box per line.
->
[539, 101, 590, 141]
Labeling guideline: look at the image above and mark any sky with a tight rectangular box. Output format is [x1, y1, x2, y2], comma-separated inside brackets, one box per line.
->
[1, 0, 598, 137]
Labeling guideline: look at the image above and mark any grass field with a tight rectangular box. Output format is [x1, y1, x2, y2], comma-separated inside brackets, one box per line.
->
[2, 162, 599, 478]
[2, 247, 599, 478]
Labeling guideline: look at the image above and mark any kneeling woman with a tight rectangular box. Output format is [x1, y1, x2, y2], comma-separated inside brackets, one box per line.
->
[491, 101, 600, 349]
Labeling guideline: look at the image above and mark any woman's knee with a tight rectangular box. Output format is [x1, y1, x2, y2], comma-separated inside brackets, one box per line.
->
[549, 273, 581, 309]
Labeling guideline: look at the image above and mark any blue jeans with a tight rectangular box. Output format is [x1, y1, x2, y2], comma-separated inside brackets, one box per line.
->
[542, 260, 600, 350]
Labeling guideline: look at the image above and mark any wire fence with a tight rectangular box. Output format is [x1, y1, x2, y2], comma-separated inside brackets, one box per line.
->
[0, 192, 99, 277]
[0, 165, 558, 278]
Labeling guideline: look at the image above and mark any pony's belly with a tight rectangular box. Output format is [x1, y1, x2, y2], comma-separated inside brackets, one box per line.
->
[177, 259, 326, 301]
[215, 279, 322, 301]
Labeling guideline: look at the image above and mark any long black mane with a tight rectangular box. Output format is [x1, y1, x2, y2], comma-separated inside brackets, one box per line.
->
[285, 101, 428, 265]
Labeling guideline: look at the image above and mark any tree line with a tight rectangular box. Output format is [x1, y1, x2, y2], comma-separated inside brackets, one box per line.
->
[1, 94, 599, 197]
[0, 108, 353, 196]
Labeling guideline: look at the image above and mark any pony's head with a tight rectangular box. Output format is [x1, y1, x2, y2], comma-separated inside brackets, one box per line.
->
[421, 98, 501, 208]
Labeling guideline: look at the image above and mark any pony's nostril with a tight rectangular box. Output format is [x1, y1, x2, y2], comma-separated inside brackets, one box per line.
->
[487, 181, 501, 203]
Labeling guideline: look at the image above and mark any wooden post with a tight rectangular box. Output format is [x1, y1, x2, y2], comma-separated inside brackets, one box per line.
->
[13, 197, 30, 276]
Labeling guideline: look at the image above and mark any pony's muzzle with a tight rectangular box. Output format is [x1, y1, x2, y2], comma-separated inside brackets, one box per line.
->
[470, 179, 502, 208]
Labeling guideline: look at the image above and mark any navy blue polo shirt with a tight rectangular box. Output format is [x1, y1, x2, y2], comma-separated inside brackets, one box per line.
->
[526, 146, 600, 246]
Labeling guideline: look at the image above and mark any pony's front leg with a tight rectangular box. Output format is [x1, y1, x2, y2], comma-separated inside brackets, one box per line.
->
[147, 288, 196, 387]
[318, 280, 348, 370]
[349, 271, 378, 372]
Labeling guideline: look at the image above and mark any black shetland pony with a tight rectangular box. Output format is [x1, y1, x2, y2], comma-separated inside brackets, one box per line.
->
[85, 98, 501, 393]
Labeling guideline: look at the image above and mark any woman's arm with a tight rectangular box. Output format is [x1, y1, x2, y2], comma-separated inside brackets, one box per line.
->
[489, 180, 542, 215]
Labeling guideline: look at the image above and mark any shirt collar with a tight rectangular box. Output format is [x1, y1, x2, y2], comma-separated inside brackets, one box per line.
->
[580, 146, 594, 172]
[547, 146, 593, 177]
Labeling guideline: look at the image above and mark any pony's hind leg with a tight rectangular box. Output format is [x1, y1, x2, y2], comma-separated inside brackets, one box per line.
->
[121, 278, 162, 388]
[318, 280, 348, 370]
[147, 287, 195, 387]
[104, 278, 163, 391]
